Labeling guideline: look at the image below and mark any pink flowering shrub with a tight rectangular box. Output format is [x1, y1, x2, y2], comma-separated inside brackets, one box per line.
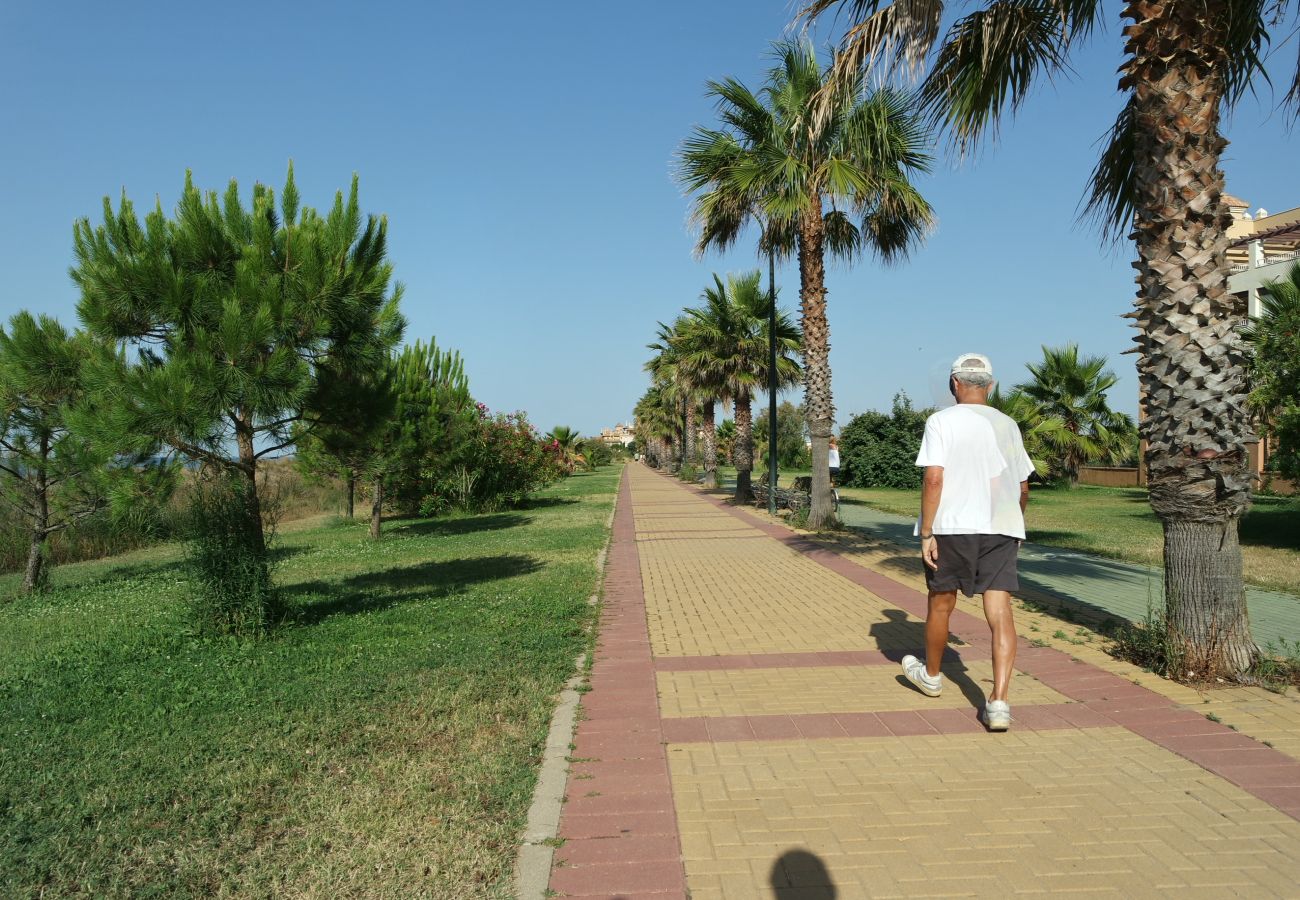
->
[422, 406, 564, 513]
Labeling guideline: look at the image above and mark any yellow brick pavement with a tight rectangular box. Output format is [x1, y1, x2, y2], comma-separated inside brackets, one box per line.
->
[658, 663, 1068, 718]
[669, 729, 1300, 899]
[813, 526, 1300, 763]
[621, 467, 1300, 897]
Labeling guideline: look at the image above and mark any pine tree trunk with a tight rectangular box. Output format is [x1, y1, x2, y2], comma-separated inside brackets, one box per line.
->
[797, 196, 837, 528]
[700, 400, 718, 488]
[1123, 0, 1256, 677]
[346, 472, 356, 519]
[734, 391, 755, 502]
[234, 417, 266, 555]
[23, 457, 48, 593]
[370, 476, 383, 539]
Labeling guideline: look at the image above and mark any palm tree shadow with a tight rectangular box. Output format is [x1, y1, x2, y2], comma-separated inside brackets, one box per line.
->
[770, 849, 837, 898]
[867, 609, 987, 709]
[285, 554, 542, 625]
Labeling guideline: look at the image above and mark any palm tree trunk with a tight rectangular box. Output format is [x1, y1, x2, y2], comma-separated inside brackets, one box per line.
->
[1124, 0, 1256, 677]
[700, 399, 718, 488]
[734, 391, 755, 502]
[797, 196, 837, 528]
[683, 402, 697, 475]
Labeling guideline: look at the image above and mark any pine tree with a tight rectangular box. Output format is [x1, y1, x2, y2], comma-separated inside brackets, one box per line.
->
[71, 164, 405, 567]
[369, 339, 472, 538]
[0, 313, 128, 591]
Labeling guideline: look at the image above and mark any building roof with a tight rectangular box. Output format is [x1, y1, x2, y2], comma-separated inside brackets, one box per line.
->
[1229, 220, 1300, 248]
[1223, 193, 1250, 208]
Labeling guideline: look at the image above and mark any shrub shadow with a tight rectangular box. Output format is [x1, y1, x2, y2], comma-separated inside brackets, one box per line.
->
[285, 553, 542, 625]
[517, 496, 580, 510]
[385, 513, 533, 538]
[868, 609, 986, 709]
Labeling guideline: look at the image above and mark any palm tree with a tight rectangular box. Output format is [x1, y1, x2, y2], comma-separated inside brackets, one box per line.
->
[678, 39, 934, 528]
[800, 0, 1300, 677]
[679, 272, 803, 500]
[634, 383, 678, 469]
[545, 425, 586, 473]
[1015, 345, 1136, 484]
[646, 317, 704, 476]
[716, 418, 738, 467]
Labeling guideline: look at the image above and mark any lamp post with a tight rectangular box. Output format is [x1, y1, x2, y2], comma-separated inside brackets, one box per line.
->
[767, 247, 778, 515]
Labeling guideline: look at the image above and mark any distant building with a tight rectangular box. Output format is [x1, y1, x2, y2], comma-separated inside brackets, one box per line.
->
[1225, 196, 1300, 317]
[598, 423, 636, 447]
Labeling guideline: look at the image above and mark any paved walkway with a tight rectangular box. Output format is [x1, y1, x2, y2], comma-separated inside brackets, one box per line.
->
[836, 501, 1300, 652]
[547, 466, 1300, 899]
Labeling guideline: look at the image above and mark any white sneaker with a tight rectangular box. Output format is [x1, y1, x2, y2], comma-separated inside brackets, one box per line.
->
[982, 700, 1012, 731]
[901, 654, 942, 697]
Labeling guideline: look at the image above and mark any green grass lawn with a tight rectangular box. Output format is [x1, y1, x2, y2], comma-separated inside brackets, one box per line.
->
[836, 482, 1300, 597]
[1, 467, 619, 898]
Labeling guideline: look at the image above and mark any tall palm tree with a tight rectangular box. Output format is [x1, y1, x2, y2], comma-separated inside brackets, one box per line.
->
[679, 272, 803, 500]
[679, 39, 934, 528]
[800, 0, 1300, 676]
[1016, 345, 1136, 484]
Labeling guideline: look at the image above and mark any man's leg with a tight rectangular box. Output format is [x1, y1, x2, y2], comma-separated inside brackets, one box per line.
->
[982, 590, 1016, 701]
[925, 590, 958, 678]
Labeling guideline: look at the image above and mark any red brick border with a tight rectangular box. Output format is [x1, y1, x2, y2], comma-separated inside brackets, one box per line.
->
[549, 469, 688, 899]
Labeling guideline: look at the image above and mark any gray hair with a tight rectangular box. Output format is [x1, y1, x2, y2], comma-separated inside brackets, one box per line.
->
[953, 371, 993, 388]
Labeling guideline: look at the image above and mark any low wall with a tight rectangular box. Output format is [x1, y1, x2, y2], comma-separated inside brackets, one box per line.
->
[1079, 466, 1140, 488]
[1257, 475, 1297, 497]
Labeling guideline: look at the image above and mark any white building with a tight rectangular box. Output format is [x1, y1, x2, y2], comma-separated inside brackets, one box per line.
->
[1225, 196, 1300, 316]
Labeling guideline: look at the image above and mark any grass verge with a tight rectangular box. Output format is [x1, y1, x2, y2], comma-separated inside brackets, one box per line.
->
[0, 467, 619, 898]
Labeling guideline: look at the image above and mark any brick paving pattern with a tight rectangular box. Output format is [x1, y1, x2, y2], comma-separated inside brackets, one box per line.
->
[549, 466, 1300, 899]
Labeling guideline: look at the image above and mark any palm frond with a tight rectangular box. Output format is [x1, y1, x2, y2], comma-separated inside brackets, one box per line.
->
[918, 0, 1073, 155]
[1082, 100, 1135, 244]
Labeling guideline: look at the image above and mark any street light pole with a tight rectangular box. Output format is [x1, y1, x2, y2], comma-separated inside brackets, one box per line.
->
[767, 247, 778, 516]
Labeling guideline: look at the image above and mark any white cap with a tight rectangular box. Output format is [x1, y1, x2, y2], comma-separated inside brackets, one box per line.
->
[951, 353, 993, 377]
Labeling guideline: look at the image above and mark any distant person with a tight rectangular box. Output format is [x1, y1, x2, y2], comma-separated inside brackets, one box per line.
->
[828, 436, 840, 484]
[901, 353, 1034, 731]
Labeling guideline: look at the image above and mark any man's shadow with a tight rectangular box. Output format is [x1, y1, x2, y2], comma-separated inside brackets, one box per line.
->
[867, 609, 987, 710]
[770, 849, 837, 898]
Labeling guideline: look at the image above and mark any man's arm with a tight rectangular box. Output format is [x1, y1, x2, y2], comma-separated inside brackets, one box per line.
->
[920, 465, 943, 570]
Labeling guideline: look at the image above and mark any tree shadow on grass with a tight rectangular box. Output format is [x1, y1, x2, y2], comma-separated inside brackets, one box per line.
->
[285, 553, 542, 625]
[517, 496, 580, 510]
[384, 513, 533, 538]
[867, 609, 987, 709]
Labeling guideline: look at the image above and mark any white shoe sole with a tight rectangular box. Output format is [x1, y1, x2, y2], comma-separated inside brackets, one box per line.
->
[982, 711, 1011, 731]
[901, 656, 942, 698]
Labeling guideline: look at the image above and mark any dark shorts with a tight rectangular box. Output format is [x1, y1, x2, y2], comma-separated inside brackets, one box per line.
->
[924, 534, 1020, 597]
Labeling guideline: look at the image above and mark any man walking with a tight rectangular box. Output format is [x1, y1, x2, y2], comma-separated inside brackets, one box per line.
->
[900, 354, 1034, 731]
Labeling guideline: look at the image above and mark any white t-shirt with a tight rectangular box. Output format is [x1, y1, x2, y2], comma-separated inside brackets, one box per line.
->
[828, 447, 840, 468]
[914, 404, 1035, 539]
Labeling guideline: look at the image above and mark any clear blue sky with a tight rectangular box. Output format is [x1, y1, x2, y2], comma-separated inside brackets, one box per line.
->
[2, 1, 1294, 434]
